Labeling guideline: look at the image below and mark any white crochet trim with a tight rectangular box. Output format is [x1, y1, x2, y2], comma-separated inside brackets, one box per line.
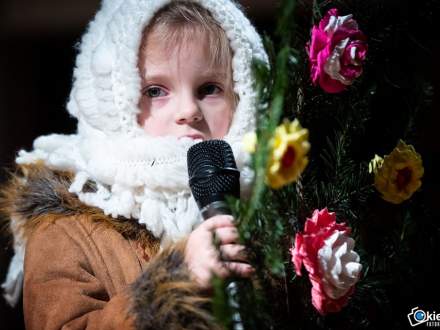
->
[4, 0, 267, 306]
[67, 0, 267, 140]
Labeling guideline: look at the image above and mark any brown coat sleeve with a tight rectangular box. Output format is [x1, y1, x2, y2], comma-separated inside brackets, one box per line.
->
[23, 217, 220, 330]
[23, 219, 137, 330]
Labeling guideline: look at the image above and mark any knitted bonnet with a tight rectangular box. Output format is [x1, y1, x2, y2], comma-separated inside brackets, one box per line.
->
[2, 0, 268, 306]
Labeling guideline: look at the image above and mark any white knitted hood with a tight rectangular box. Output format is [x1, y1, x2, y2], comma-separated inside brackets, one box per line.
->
[3, 0, 268, 306]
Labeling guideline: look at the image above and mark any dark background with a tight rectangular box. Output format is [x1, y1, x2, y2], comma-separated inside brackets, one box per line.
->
[0, 1, 277, 328]
[1, 1, 438, 329]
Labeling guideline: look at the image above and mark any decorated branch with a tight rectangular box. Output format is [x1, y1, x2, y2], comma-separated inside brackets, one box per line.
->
[212, 0, 436, 329]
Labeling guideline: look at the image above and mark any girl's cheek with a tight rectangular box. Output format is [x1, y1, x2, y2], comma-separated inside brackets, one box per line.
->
[149, 97, 171, 114]
[201, 96, 230, 109]
[138, 98, 169, 127]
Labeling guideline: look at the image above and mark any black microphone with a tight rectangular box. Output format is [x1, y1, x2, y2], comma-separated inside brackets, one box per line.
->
[187, 139, 240, 219]
[187, 139, 244, 330]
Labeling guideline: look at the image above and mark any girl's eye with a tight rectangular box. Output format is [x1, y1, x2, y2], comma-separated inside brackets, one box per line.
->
[198, 84, 222, 98]
[145, 86, 167, 98]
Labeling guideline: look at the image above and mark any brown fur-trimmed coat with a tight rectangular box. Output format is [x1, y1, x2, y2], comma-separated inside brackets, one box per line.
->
[0, 164, 220, 330]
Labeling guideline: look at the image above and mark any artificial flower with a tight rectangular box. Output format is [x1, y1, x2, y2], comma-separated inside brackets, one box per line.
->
[290, 208, 362, 315]
[307, 8, 367, 93]
[373, 140, 424, 204]
[267, 119, 310, 189]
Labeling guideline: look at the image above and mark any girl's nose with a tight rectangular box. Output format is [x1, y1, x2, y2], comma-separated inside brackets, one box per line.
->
[175, 94, 203, 124]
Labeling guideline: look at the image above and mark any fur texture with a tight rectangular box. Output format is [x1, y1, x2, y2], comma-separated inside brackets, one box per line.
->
[131, 240, 222, 330]
[0, 163, 160, 257]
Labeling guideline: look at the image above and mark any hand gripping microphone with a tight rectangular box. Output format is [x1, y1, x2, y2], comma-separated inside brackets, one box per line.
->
[187, 139, 240, 219]
[187, 139, 244, 330]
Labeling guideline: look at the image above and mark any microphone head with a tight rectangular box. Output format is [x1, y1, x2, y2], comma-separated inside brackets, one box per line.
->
[187, 140, 240, 210]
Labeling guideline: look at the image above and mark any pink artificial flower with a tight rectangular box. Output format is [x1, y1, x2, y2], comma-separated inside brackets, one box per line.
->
[307, 8, 368, 93]
[290, 208, 362, 315]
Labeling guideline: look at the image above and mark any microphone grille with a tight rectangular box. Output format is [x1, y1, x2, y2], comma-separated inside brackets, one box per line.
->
[187, 140, 240, 209]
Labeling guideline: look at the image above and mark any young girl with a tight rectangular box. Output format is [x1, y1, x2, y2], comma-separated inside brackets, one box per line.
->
[1, 1, 267, 329]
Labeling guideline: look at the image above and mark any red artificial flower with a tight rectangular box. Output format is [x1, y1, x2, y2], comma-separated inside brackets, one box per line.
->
[307, 9, 367, 93]
[290, 208, 362, 315]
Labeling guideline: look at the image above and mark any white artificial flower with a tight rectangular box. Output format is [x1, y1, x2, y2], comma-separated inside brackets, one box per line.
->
[317, 230, 362, 299]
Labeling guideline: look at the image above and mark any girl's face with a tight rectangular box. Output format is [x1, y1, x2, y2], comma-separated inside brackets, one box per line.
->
[138, 29, 234, 140]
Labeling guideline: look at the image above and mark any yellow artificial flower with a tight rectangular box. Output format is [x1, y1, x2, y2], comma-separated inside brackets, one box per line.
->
[267, 119, 310, 189]
[373, 140, 424, 204]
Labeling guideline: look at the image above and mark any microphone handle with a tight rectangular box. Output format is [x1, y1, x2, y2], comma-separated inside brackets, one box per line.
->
[200, 201, 232, 219]
[201, 202, 244, 330]
[227, 282, 244, 330]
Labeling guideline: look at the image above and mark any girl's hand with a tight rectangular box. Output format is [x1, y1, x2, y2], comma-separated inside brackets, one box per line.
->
[184, 215, 254, 289]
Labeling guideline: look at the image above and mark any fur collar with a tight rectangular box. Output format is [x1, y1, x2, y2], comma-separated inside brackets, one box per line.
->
[0, 163, 159, 245]
[1, 163, 161, 306]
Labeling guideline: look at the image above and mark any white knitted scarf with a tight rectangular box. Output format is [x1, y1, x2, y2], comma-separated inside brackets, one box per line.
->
[2, 0, 267, 307]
